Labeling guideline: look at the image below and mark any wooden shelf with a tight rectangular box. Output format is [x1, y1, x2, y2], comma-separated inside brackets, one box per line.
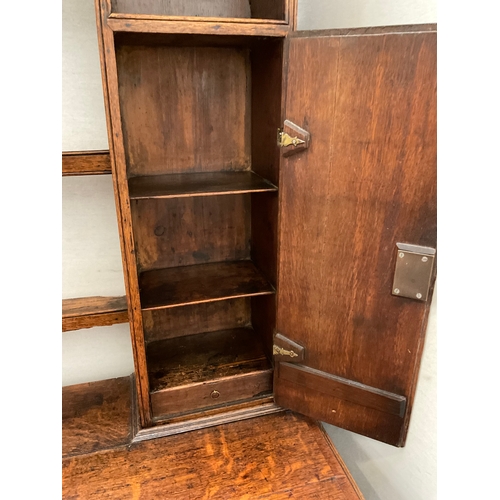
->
[62, 150, 111, 176]
[148, 327, 273, 417]
[107, 15, 289, 37]
[109, 13, 288, 25]
[147, 328, 270, 392]
[139, 260, 275, 311]
[62, 376, 133, 458]
[128, 171, 277, 200]
[62, 296, 128, 332]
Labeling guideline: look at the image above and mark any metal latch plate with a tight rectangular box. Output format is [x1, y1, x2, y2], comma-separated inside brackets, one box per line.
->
[392, 243, 436, 302]
[277, 131, 305, 148]
[277, 120, 310, 157]
[273, 333, 305, 363]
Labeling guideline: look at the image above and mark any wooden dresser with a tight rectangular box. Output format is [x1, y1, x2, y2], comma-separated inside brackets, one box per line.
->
[63, 1, 436, 497]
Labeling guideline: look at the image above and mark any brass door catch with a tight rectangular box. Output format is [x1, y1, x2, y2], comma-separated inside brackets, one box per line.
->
[277, 120, 310, 157]
[273, 345, 299, 358]
[273, 333, 305, 363]
[392, 243, 436, 301]
[277, 130, 305, 148]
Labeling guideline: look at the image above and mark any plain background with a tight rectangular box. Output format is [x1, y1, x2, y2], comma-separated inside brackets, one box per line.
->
[4, 0, 498, 498]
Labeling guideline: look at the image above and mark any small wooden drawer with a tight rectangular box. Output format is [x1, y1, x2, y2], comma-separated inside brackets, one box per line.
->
[151, 368, 273, 418]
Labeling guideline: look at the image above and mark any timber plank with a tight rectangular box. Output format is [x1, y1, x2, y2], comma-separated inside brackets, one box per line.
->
[147, 328, 270, 390]
[107, 17, 289, 37]
[63, 409, 363, 499]
[62, 376, 133, 458]
[128, 171, 277, 200]
[62, 150, 111, 176]
[62, 296, 128, 332]
[139, 260, 275, 311]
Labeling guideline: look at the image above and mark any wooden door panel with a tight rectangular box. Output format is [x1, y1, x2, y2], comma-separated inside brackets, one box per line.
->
[276, 25, 437, 446]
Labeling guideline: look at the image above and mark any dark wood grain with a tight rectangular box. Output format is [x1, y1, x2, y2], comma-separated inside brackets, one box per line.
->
[275, 375, 404, 447]
[113, 31, 286, 48]
[279, 363, 406, 417]
[147, 328, 270, 390]
[110, 13, 287, 24]
[250, 0, 285, 20]
[95, 0, 288, 431]
[95, 0, 152, 427]
[116, 43, 251, 177]
[148, 397, 277, 429]
[62, 150, 111, 176]
[250, 294, 276, 361]
[293, 24, 437, 38]
[151, 369, 273, 417]
[131, 195, 251, 272]
[111, 0, 252, 18]
[62, 376, 133, 458]
[62, 296, 128, 332]
[139, 260, 275, 310]
[128, 171, 277, 199]
[250, 39, 283, 287]
[247, 38, 284, 356]
[250, 40, 283, 187]
[109, 0, 292, 23]
[275, 26, 437, 446]
[63, 411, 364, 499]
[143, 297, 251, 342]
[108, 17, 290, 36]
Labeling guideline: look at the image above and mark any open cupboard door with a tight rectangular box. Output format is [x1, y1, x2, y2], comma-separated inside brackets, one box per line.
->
[274, 25, 437, 447]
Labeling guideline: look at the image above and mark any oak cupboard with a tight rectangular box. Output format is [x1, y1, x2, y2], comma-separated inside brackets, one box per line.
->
[93, 0, 436, 449]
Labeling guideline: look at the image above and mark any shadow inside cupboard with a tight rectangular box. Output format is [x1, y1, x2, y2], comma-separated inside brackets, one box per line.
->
[114, 32, 284, 422]
[111, 0, 288, 21]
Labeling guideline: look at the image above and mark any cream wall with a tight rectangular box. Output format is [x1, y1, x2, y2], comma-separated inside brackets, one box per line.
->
[62, 0, 133, 385]
[62, 1, 437, 498]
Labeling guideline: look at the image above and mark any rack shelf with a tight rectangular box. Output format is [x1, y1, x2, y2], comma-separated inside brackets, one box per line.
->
[147, 327, 273, 417]
[128, 171, 277, 200]
[62, 150, 111, 176]
[109, 13, 288, 24]
[147, 328, 270, 391]
[62, 296, 128, 332]
[107, 16, 289, 37]
[139, 260, 275, 311]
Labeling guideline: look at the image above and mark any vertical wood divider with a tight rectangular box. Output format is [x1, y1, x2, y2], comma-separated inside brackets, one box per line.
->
[287, 0, 298, 31]
[94, 0, 152, 427]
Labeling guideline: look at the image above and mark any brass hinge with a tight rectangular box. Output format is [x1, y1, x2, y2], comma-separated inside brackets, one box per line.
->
[272, 334, 304, 363]
[273, 345, 299, 358]
[277, 130, 306, 148]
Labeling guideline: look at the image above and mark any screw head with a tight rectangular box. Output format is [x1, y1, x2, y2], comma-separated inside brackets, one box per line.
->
[422, 256, 428, 262]
[416, 293, 422, 299]
[399, 252, 405, 258]
[394, 288, 400, 294]
[154, 225, 166, 237]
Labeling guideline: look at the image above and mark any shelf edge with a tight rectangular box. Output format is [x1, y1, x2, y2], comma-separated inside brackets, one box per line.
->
[107, 17, 289, 37]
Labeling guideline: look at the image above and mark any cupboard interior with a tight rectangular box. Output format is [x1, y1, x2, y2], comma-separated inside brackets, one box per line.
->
[115, 33, 284, 422]
[111, 0, 287, 21]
